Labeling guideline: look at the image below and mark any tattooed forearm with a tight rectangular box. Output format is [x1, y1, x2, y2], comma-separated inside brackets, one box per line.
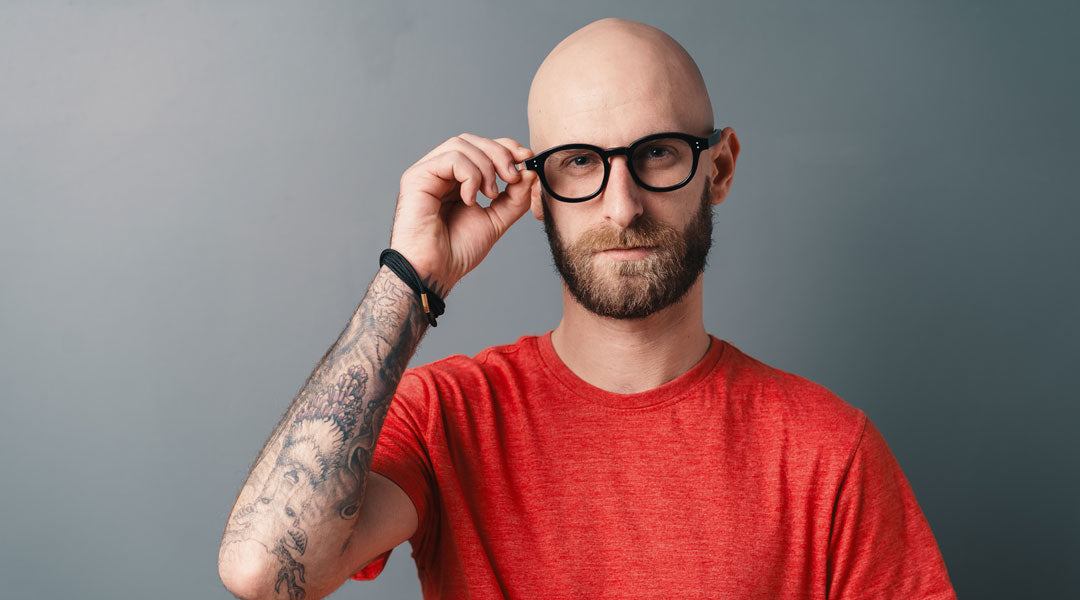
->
[219, 266, 430, 599]
[375, 275, 446, 383]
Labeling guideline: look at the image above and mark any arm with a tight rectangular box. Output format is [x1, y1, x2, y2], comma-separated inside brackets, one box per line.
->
[218, 134, 537, 600]
[218, 266, 431, 600]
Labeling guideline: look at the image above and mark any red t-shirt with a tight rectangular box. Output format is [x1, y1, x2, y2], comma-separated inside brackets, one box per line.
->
[351, 332, 956, 599]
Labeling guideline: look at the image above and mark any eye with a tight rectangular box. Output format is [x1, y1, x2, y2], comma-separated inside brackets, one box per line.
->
[283, 470, 299, 484]
[562, 153, 598, 168]
[638, 143, 679, 160]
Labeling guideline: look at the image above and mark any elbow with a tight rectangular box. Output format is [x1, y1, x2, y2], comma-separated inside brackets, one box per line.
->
[218, 543, 277, 600]
[218, 542, 338, 600]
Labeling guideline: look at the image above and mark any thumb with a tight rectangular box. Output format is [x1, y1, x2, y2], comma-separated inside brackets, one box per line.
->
[485, 169, 536, 237]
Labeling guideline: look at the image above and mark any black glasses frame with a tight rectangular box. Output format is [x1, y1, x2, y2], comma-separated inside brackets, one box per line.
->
[523, 128, 723, 203]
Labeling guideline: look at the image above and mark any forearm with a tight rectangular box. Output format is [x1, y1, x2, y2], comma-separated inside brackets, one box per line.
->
[219, 266, 431, 599]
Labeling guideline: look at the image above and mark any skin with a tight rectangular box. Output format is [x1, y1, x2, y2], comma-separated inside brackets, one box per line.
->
[218, 17, 738, 599]
[219, 269, 436, 600]
[219, 131, 537, 600]
[528, 18, 741, 393]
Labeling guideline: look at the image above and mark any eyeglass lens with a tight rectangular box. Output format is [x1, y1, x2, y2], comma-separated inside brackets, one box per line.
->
[544, 137, 695, 200]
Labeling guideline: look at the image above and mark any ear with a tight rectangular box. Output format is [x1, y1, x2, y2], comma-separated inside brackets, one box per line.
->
[530, 177, 545, 221]
[707, 127, 740, 206]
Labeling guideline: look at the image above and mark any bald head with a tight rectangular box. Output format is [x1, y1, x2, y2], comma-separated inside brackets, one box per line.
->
[528, 18, 713, 151]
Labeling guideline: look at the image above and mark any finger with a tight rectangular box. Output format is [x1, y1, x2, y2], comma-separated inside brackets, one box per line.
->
[426, 136, 500, 199]
[414, 139, 497, 200]
[458, 136, 506, 199]
[420, 135, 531, 167]
[458, 133, 522, 185]
[485, 169, 537, 237]
[425, 150, 485, 206]
[492, 137, 534, 162]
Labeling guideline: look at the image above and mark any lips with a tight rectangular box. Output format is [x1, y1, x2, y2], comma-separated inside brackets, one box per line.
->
[597, 245, 654, 252]
[597, 246, 656, 260]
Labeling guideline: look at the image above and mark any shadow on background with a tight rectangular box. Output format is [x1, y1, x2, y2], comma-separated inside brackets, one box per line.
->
[0, 1, 1076, 598]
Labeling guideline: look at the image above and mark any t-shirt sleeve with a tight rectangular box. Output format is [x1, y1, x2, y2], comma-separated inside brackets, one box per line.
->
[826, 417, 957, 599]
[350, 370, 440, 581]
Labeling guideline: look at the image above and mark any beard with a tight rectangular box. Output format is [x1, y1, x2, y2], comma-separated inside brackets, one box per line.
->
[542, 181, 714, 320]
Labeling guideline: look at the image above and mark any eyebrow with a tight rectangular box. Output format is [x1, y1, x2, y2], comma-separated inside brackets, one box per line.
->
[537, 129, 710, 154]
[537, 132, 660, 152]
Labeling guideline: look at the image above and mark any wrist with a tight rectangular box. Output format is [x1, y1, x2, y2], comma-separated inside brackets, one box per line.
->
[379, 249, 447, 327]
[387, 245, 455, 298]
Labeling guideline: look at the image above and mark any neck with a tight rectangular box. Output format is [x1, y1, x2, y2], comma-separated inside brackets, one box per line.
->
[550, 278, 711, 394]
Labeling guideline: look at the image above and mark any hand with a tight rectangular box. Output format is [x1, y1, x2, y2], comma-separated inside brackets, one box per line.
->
[389, 133, 537, 295]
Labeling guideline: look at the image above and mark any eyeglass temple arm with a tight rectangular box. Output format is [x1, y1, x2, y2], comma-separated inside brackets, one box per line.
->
[705, 128, 722, 148]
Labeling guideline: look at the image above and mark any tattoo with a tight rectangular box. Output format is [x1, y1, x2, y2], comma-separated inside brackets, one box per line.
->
[376, 321, 410, 382]
[273, 543, 307, 600]
[378, 274, 444, 381]
[291, 365, 369, 452]
[220, 267, 429, 597]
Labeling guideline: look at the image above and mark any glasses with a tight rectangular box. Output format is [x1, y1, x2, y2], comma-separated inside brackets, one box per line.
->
[523, 129, 722, 203]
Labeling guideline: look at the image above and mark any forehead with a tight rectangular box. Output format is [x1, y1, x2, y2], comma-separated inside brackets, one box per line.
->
[529, 52, 709, 151]
[533, 86, 702, 150]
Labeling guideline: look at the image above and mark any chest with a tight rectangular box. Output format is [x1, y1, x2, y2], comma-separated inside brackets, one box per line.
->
[432, 399, 833, 593]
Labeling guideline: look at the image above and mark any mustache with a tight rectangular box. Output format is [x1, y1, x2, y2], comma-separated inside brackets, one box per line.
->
[572, 216, 681, 253]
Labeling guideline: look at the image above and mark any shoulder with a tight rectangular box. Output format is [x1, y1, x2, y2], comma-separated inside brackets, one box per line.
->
[716, 339, 867, 453]
[396, 334, 540, 397]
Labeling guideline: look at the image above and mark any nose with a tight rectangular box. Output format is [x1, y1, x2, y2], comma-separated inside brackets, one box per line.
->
[599, 154, 644, 228]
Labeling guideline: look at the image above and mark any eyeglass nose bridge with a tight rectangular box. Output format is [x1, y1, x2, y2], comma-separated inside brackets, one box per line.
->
[593, 145, 643, 196]
[596, 145, 634, 166]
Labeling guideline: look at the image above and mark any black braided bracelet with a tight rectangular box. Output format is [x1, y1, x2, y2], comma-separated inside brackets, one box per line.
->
[379, 249, 445, 327]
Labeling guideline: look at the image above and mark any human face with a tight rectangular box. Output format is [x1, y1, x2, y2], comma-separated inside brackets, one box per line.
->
[542, 177, 713, 319]
[525, 20, 737, 320]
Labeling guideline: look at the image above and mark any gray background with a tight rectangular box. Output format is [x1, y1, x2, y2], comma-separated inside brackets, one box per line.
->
[1, 1, 1076, 598]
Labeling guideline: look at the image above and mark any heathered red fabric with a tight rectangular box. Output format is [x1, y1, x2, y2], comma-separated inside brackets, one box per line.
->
[350, 332, 956, 599]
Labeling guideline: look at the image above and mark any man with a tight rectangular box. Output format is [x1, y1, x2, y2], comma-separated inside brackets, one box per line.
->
[218, 18, 957, 600]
